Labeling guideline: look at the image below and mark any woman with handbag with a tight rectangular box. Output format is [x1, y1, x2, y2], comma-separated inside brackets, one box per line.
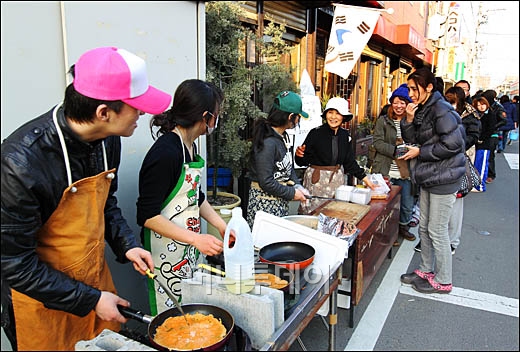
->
[444, 86, 481, 254]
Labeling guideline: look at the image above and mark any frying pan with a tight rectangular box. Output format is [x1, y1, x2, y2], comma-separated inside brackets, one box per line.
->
[258, 241, 315, 270]
[118, 304, 234, 351]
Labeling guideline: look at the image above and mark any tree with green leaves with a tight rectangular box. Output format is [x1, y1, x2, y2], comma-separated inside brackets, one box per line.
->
[205, 1, 297, 204]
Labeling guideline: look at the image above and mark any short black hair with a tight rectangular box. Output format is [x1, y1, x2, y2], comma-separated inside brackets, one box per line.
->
[63, 64, 124, 123]
[455, 80, 471, 90]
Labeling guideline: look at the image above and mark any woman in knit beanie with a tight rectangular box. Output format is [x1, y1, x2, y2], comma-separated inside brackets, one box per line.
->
[371, 84, 416, 242]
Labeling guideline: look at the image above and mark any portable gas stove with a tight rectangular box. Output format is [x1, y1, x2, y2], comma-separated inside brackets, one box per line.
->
[205, 254, 308, 316]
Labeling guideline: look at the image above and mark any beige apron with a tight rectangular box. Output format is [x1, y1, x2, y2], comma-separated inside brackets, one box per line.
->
[144, 129, 204, 315]
[11, 105, 120, 350]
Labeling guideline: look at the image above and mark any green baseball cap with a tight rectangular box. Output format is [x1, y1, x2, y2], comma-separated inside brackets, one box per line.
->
[273, 91, 309, 118]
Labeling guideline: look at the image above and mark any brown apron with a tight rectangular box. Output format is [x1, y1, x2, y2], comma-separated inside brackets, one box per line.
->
[11, 105, 120, 350]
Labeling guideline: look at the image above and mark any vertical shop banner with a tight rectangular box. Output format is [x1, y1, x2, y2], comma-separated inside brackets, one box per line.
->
[446, 2, 461, 47]
[287, 69, 323, 169]
[324, 4, 380, 79]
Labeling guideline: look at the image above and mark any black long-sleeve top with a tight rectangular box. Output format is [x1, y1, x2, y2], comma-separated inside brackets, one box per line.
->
[475, 110, 497, 150]
[294, 124, 366, 181]
[136, 132, 205, 231]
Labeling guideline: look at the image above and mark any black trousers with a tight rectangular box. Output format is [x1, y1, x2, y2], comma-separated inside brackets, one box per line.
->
[487, 137, 499, 179]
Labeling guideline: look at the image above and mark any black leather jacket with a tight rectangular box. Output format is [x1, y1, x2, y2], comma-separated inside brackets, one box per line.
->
[401, 91, 466, 194]
[1, 105, 141, 323]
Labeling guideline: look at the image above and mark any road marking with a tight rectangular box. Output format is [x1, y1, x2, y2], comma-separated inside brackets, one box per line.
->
[504, 153, 519, 169]
[343, 228, 519, 351]
[344, 234, 419, 351]
[399, 285, 519, 317]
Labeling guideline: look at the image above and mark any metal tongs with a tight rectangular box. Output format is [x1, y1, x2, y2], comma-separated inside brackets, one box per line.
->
[145, 269, 190, 325]
[304, 194, 350, 202]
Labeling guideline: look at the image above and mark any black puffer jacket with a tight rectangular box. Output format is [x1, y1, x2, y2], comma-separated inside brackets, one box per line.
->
[401, 91, 466, 194]
[1, 105, 141, 321]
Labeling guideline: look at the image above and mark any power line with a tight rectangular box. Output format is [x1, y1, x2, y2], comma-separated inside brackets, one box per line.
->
[479, 32, 519, 36]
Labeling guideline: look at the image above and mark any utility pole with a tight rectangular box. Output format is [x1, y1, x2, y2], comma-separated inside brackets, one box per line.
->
[467, 3, 506, 90]
[468, 2, 485, 90]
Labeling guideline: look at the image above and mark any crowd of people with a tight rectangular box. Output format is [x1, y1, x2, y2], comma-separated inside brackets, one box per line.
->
[1, 45, 518, 350]
[369, 74, 518, 294]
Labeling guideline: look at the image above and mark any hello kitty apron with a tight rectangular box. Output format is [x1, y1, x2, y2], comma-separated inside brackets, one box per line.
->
[144, 129, 205, 315]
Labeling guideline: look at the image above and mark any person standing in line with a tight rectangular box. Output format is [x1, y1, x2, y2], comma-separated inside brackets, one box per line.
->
[136, 79, 228, 315]
[445, 86, 481, 254]
[472, 95, 498, 192]
[512, 95, 520, 145]
[435, 76, 445, 96]
[512, 95, 520, 132]
[1, 46, 169, 350]
[294, 97, 376, 214]
[246, 91, 311, 228]
[497, 95, 517, 152]
[415, 86, 481, 254]
[455, 79, 473, 104]
[370, 84, 416, 243]
[480, 89, 505, 183]
[399, 68, 466, 294]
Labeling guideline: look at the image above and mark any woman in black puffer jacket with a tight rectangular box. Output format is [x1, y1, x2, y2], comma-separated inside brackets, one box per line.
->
[398, 68, 466, 295]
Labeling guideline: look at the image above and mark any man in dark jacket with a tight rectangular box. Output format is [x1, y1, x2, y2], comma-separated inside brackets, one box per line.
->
[455, 79, 472, 104]
[497, 95, 517, 152]
[1, 47, 171, 350]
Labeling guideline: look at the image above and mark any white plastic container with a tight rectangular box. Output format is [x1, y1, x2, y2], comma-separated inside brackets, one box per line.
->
[350, 188, 371, 205]
[223, 207, 255, 294]
[335, 185, 354, 201]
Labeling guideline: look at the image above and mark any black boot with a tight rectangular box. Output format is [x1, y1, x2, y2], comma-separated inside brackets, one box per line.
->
[399, 224, 416, 241]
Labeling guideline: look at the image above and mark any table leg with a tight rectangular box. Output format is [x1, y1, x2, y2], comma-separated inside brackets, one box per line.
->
[328, 269, 339, 351]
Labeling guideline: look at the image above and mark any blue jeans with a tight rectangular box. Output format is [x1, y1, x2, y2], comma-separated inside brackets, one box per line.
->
[418, 189, 456, 284]
[498, 130, 511, 151]
[390, 178, 414, 225]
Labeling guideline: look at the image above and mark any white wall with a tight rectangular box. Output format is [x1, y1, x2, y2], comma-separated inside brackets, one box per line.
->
[1, 1, 205, 348]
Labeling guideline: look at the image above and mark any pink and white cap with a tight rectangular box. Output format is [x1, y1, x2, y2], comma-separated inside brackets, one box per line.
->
[73, 47, 172, 114]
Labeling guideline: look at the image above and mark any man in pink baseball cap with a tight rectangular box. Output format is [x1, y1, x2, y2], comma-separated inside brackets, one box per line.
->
[73, 46, 171, 114]
[1, 46, 170, 350]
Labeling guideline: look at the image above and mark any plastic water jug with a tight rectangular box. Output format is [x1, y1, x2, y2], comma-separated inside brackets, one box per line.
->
[223, 207, 255, 294]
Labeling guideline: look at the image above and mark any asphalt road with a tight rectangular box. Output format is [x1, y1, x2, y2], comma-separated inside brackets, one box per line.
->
[289, 140, 519, 351]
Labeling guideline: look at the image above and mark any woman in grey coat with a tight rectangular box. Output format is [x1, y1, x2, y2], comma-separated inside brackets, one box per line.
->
[398, 68, 466, 294]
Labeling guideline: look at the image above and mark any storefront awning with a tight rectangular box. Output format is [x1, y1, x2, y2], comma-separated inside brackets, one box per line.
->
[372, 17, 433, 65]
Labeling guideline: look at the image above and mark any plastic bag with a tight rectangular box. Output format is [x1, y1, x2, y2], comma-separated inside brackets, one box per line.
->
[509, 128, 519, 141]
[317, 213, 359, 246]
[368, 173, 390, 194]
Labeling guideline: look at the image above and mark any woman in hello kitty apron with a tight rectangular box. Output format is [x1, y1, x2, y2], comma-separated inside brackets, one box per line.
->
[137, 79, 228, 315]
